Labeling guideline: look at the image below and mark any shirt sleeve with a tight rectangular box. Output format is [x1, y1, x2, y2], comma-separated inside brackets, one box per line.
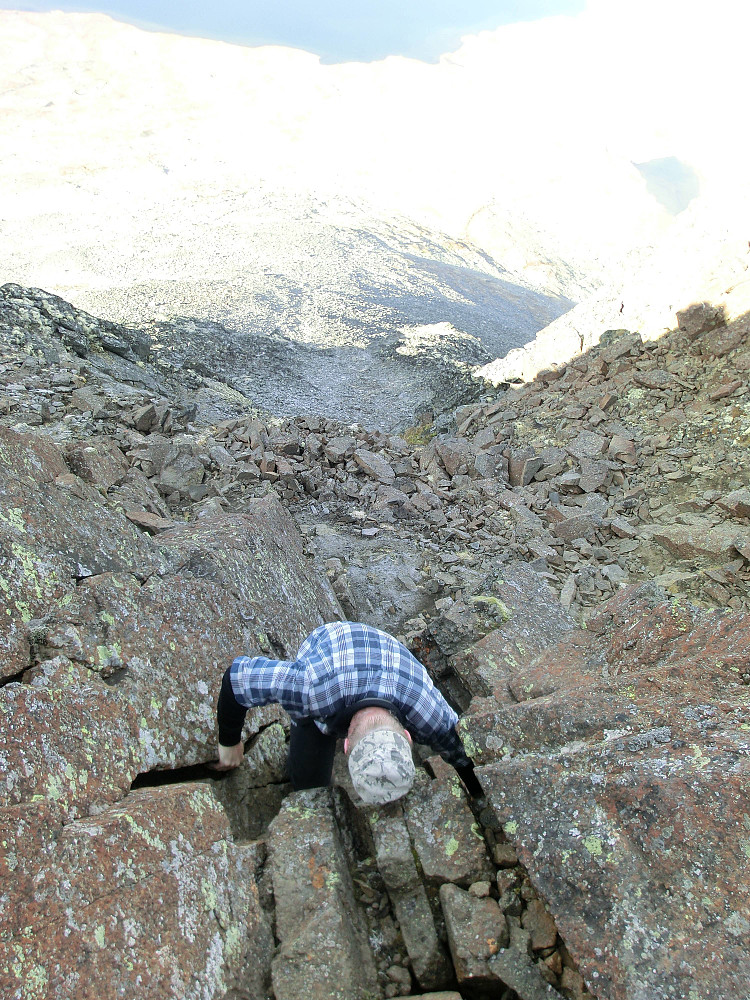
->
[399, 679, 473, 768]
[228, 655, 306, 716]
[420, 719, 473, 769]
[216, 667, 248, 746]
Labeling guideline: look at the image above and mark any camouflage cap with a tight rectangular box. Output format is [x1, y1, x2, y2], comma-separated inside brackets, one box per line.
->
[348, 729, 415, 805]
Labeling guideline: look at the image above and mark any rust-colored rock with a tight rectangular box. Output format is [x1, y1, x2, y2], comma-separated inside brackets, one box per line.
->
[0, 425, 346, 1000]
[1, 656, 139, 819]
[0, 783, 260, 1000]
[124, 508, 176, 533]
[469, 584, 750, 1000]
[440, 883, 509, 983]
[675, 301, 726, 339]
[64, 438, 129, 490]
[368, 799, 452, 989]
[650, 519, 748, 561]
[269, 789, 380, 1000]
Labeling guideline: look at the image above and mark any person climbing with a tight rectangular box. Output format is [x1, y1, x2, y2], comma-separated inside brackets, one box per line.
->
[213, 619, 483, 805]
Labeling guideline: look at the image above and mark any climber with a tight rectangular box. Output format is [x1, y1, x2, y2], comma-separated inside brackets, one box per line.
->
[212, 620, 483, 805]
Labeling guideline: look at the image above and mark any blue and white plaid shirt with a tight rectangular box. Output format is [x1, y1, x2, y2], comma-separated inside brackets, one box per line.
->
[230, 621, 471, 767]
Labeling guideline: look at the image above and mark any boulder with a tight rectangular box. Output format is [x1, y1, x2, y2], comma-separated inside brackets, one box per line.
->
[470, 584, 750, 1000]
[716, 487, 750, 519]
[451, 563, 576, 698]
[508, 447, 544, 487]
[404, 761, 493, 889]
[268, 790, 379, 1000]
[64, 438, 130, 490]
[0, 426, 169, 681]
[435, 437, 474, 478]
[487, 925, 563, 1000]
[354, 448, 397, 485]
[0, 782, 260, 1000]
[550, 511, 599, 544]
[675, 301, 726, 339]
[650, 520, 749, 561]
[324, 435, 357, 463]
[1, 656, 138, 820]
[566, 431, 608, 461]
[440, 884, 509, 984]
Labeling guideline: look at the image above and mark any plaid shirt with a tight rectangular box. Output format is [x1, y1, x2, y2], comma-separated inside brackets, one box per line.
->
[230, 621, 471, 767]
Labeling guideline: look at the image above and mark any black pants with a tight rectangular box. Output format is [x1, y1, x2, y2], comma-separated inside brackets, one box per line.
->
[288, 717, 338, 790]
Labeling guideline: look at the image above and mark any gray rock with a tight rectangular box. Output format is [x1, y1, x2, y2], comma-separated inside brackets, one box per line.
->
[354, 448, 397, 485]
[369, 804, 452, 989]
[487, 925, 563, 1000]
[508, 448, 544, 487]
[324, 435, 357, 463]
[450, 562, 576, 698]
[435, 437, 475, 478]
[404, 762, 493, 888]
[440, 883, 509, 984]
[550, 512, 599, 544]
[566, 431, 608, 461]
[269, 790, 379, 1000]
[717, 487, 750, 518]
[676, 301, 726, 339]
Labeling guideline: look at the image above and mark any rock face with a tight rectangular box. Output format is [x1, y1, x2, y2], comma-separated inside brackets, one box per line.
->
[468, 583, 750, 1000]
[1, 782, 263, 1000]
[0, 414, 342, 998]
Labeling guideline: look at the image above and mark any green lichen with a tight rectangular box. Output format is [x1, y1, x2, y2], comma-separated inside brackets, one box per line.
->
[504, 820, 518, 836]
[690, 744, 711, 770]
[285, 803, 315, 821]
[457, 720, 479, 759]
[584, 836, 603, 857]
[445, 837, 459, 857]
[11, 544, 44, 599]
[93, 925, 106, 948]
[402, 423, 435, 447]
[224, 923, 245, 961]
[17, 962, 49, 998]
[448, 776, 463, 799]
[46, 774, 64, 802]
[470, 595, 512, 621]
[0, 507, 25, 531]
[202, 880, 219, 911]
[124, 815, 167, 852]
[95, 645, 115, 668]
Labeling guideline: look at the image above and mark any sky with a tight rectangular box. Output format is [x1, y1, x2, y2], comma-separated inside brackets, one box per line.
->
[0, 0, 586, 61]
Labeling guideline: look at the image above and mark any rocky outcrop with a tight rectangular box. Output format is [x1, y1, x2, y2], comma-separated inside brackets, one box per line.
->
[3, 284, 750, 999]
[0, 417, 341, 998]
[467, 583, 750, 1000]
[2, 781, 264, 1000]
